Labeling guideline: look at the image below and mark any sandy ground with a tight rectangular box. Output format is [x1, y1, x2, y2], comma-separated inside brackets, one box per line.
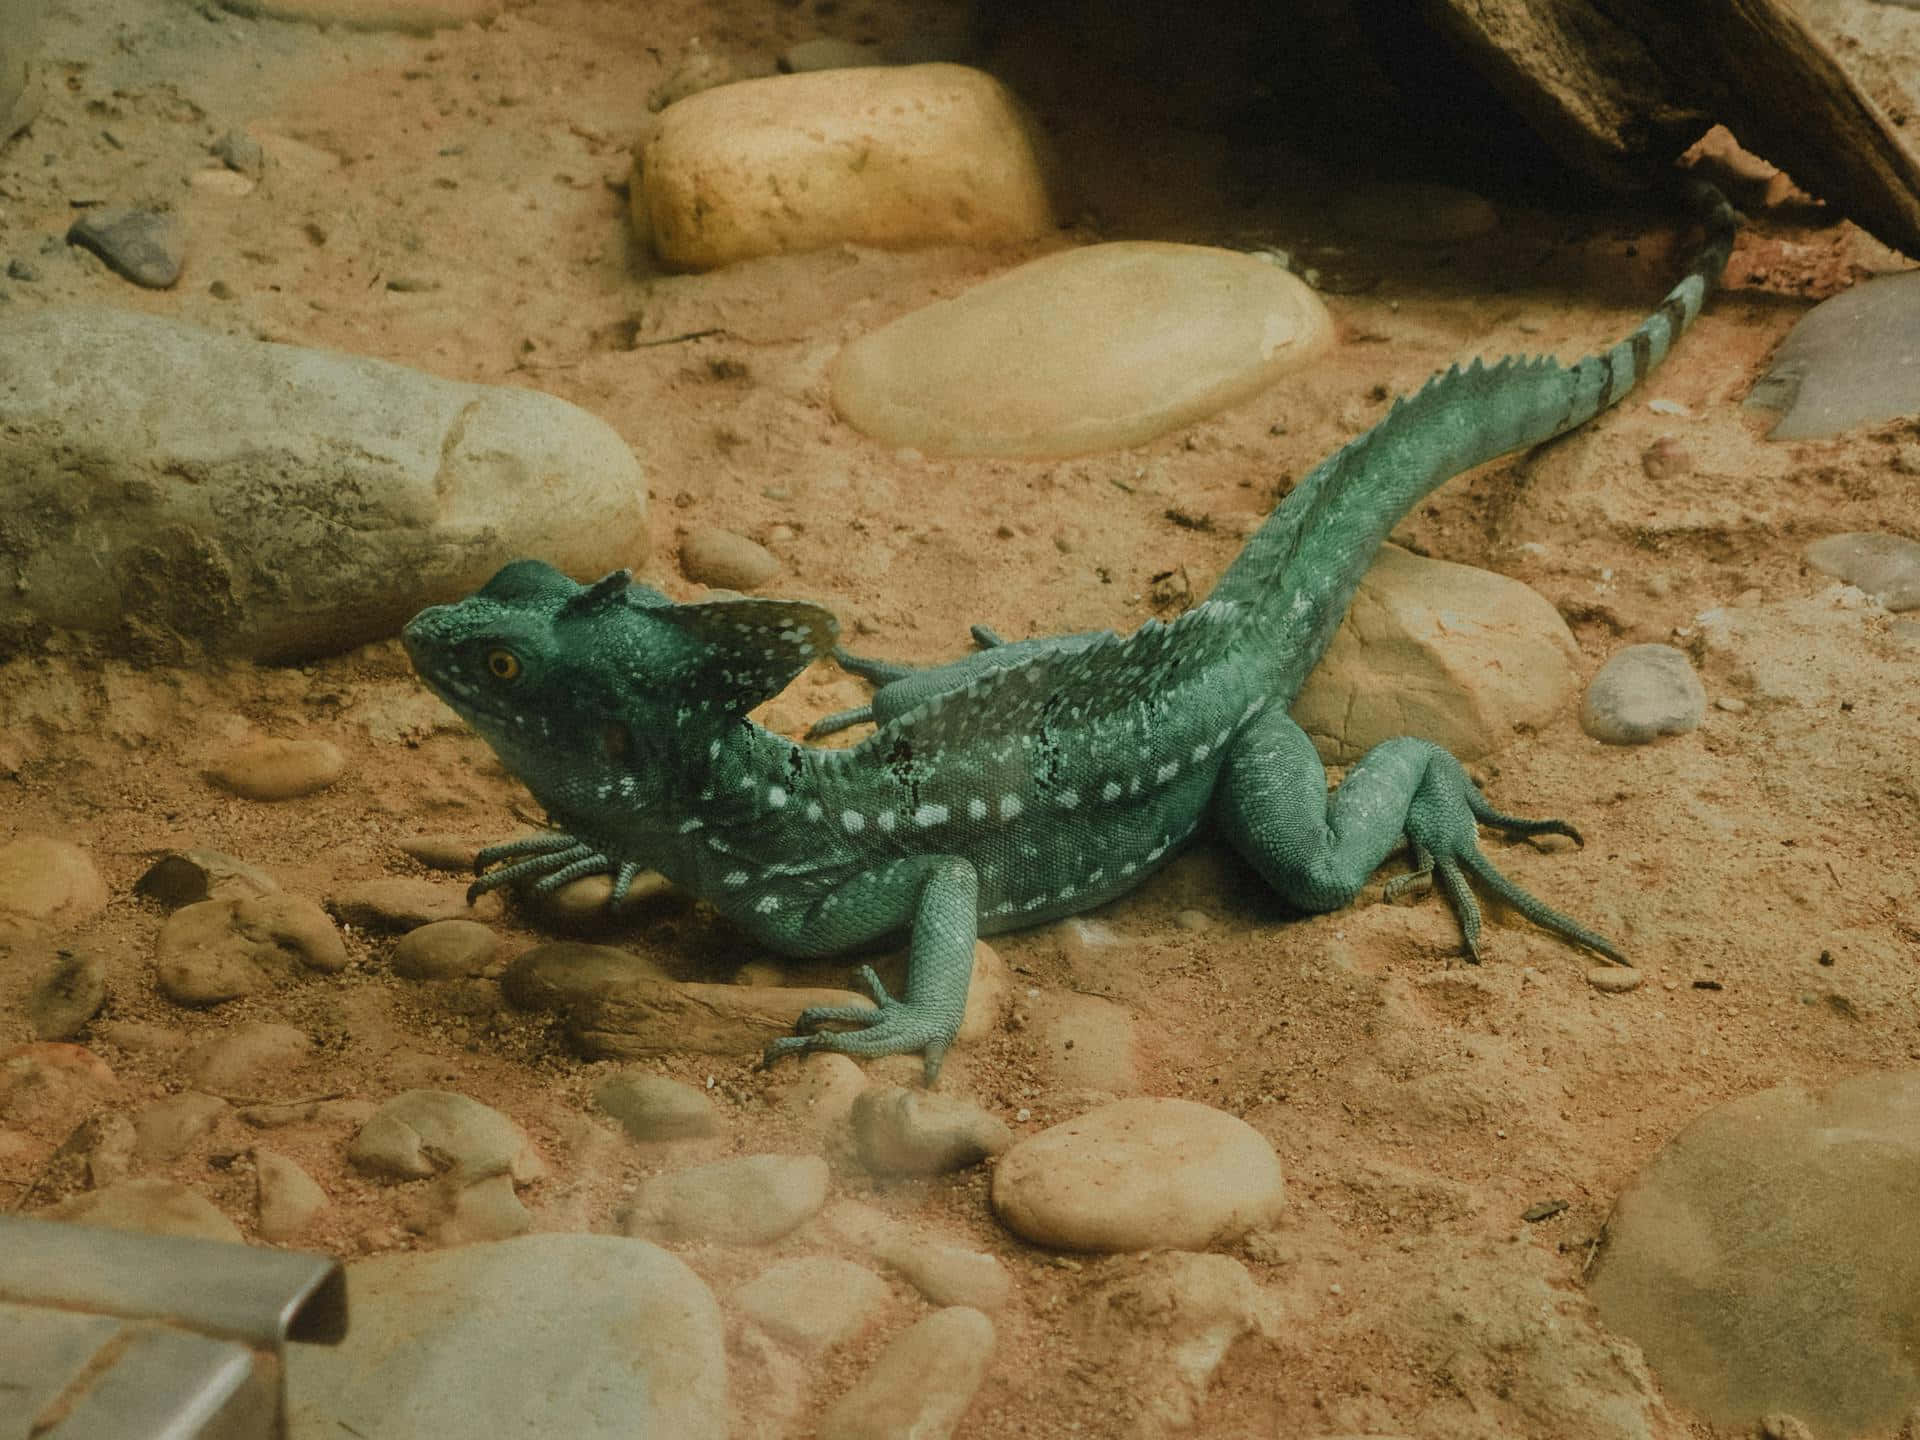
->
[1, 0, 1917, 1435]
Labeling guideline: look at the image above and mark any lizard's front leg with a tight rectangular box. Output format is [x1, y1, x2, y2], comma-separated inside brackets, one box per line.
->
[762, 855, 979, 1084]
[1213, 705, 1623, 962]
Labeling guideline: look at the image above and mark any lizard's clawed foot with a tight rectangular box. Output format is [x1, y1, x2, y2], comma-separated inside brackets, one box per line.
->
[763, 964, 951, 1084]
[470, 833, 641, 907]
[1400, 749, 1625, 965]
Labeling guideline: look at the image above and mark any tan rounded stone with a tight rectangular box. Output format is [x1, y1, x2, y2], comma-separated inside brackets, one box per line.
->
[635, 63, 1053, 270]
[734, 1256, 890, 1354]
[44, 1178, 242, 1243]
[154, 894, 347, 1007]
[0, 835, 108, 938]
[831, 242, 1331, 458]
[621, 1153, 829, 1246]
[1292, 544, 1580, 764]
[991, 1098, 1285, 1252]
[681, 527, 780, 591]
[208, 736, 346, 800]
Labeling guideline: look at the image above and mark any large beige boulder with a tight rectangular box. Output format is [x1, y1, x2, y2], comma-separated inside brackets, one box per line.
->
[831, 242, 1331, 458]
[1293, 545, 1580, 763]
[634, 63, 1054, 270]
[0, 308, 647, 660]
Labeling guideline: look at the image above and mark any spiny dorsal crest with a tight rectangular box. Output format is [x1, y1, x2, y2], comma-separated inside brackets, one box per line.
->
[644, 596, 840, 713]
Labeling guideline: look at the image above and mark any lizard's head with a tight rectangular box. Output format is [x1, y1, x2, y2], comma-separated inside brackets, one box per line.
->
[404, 559, 838, 813]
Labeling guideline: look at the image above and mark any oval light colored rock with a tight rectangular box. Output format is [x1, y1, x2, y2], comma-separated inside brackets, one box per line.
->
[595, 1069, 719, 1141]
[681, 527, 781, 591]
[991, 1097, 1286, 1252]
[27, 948, 107, 1039]
[153, 894, 347, 1007]
[1580, 642, 1706, 745]
[816, 1305, 995, 1440]
[621, 1153, 829, 1246]
[207, 736, 345, 800]
[0, 307, 647, 661]
[499, 941, 664, 1011]
[132, 1091, 229, 1161]
[570, 976, 875, 1060]
[1294, 545, 1580, 764]
[636, 63, 1053, 270]
[850, 1085, 1012, 1176]
[255, 1146, 329, 1241]
[187, 1021, 313, 1091]
[831, 242, 1331, 458]
[0, 835, 109, 939]
[392, 919, 499, 980]
[348, 1089, 546, 1182]
[1804, 531, 1920, 611]
[735, 1256, 891, 1354]
[43, 1178, 242, 1243]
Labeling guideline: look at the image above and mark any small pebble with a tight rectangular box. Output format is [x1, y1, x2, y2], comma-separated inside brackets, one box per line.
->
[213, 129, 265, 177]
[1714, 696, 1748, 714]
[189, 169, 254, 197]
[1641, 436, 1692, 479]
[1804, 532, 1920, 611]
[208, 737, 346, 800]
[595, 1069, 719, 1141]
[397, 833, 478, 871]
[1174, 908, 1213, 932]
[7, 258, 40, 282]
[1587, 966, 1644, 994]
[27, 949, 107, 1039]
[392, 918, 500, 979]
[1579, 643, 1706, 745]
[66, 208, 185, 289]
[681, 526, 781, 590]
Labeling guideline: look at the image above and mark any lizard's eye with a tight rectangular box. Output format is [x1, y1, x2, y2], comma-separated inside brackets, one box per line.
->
[484, 648, 521, 681]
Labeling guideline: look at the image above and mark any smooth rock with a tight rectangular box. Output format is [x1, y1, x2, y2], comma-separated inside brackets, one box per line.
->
[0, 835, 109, 939]
[0, 307, 648, 661]
[207, 736, 345, 800]
[735, 1257, 891, 1354]
[1805, 531, 1920, 611]
[254, 1146, 328, 1240]
[217, 0, 500, 33]
[1587, 966, 1644, 994]
[832, 242, 1331, 458]
[1580, 643, 1707, 745]
[134, 849, 280, 907]
[66, 208, 183, 289]
[1072, 1253, 1266, 1428]
[680, 527, 780, 591]
[132, 1090, 228, 1160]
[1295, 545, 1580, 763]
[423, 1171, 530, 1246]
[212, 128, 265, 178]
[392, 919, 499, 979]
[1026, 989, 1140, 1093]
[766, 1051, 868, 1132]
[328, 877, 493, 932]
[43, 1178, 242, 1243]
[1326, 181, 1499, 245]
[26, 948, 107, 1038]
[1590, 1069, 1920, 1436]
[396, 833, 477, 871]
[992, 1098, 1286, 1252]
[499, 941, 663, 1010]
[1, 1042, 118, 1132]
[570, 977, 873, 1060]
[636, 64, 1053, 269]
[817, 1306, 995, 1440]
[850, 1085, 1012, 1176]
[285, 1235, 727, 1440]
[1748, 270, 1920, 438]
[153, 895, 347, 1007]
[595, 1069, 719, 1141]
[869, 1232, 1012, 1312]
[187, 1021, 313, 1092]
[621, 1153, 829, 1246]
[348, 1089, 546, 1182]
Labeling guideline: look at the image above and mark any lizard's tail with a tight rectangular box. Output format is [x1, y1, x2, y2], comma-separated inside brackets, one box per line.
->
[1212, 179, 1739, 703]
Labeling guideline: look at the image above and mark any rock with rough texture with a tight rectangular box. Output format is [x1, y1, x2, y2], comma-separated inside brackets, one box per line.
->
[1294, 546, 1580, 763]
[27, 948, 107, 1038]
[1804, 531, 1920, 611]
[286, 1235, 727, 1440]
[421, 1171, 531, 1246]
[0, 835, 109, 941]
[595, 1069, 719, 1141]
[499, 941, 663, 1010]
[1, 1043, 119, 1136]
[817, 1306, 995, 1440]
[832, 242, 1331, 458]
[153, 894, 347, 1007]
[681, 527, 780, 591]
[1590, 1070, 1920, 1437]
[1748, 271, 1920, 438]
[570, 976, 874, 1060]
[349, 1089, 547, 1182]
[392, 919, 499, 979]
[66, 208, 183, 289]
[43, 1178, 242, 1243]
[218, 0, 499, 32]
[207, 736, 345, 799]
[1580, 643, 1706, 744]
[133, 1091, 229, 1160]
[134, 850, 280, 907]
[254, 1146, 329, 1240]
[621, 1153, 829, 1246]
[851, 1085, 1012, 1175]
[1072, 1254, 1268, 1429]
[327, 877, 497, 931]
[636, 64, 1053, 270]
[735, 1256, 891, 1354]
[992, 1098, 1286, 1252]
[187, 1021, 313, 1092]
[0, 307, 647, 661]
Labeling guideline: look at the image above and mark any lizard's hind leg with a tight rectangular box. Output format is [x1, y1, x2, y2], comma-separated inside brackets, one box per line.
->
[1213, 707, 1624, 963]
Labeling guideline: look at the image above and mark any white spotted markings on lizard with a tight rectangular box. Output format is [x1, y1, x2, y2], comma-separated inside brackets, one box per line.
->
[404, 182, 1738, 1084]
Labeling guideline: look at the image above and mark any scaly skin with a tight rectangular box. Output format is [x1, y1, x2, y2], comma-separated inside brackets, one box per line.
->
[404, 182, 1738, 1082]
